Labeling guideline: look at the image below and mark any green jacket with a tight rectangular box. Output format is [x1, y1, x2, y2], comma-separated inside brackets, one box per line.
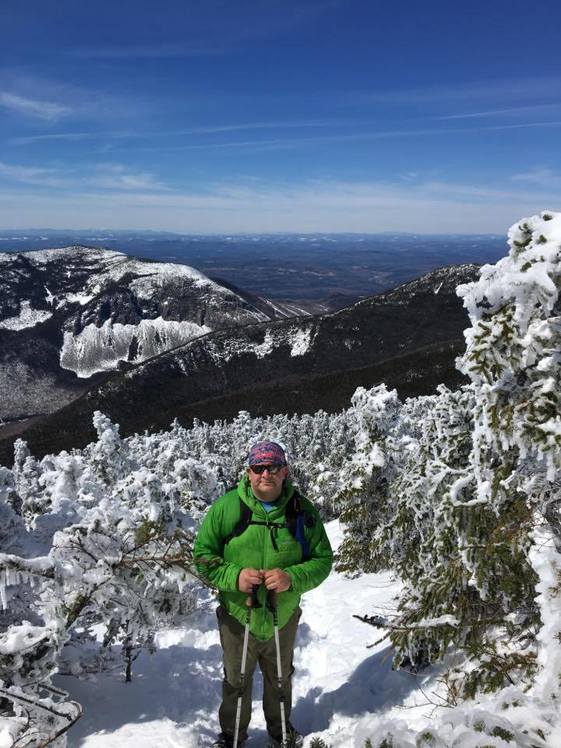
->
[193, 474, 333, 640]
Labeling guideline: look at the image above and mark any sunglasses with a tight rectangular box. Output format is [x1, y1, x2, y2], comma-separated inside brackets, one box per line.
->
[249, 464, 285, 475]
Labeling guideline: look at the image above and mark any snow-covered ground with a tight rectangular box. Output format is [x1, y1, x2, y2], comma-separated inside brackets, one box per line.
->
[58, 521, 439, 747]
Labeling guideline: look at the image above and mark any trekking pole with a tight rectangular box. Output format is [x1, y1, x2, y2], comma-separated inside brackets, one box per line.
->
[233, 584, 261, 748]
[267, 589, 288, 747]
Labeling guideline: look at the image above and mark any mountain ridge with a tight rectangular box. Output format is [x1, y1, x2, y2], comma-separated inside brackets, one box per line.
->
[0, 262, 479, 465]
[0, 246, 310, 424]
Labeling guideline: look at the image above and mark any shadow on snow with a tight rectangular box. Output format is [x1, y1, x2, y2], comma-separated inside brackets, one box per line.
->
[292, 645, 422, 736]
[57, 619, 418, 746]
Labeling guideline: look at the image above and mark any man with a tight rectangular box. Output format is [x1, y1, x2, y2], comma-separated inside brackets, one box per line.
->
[194, 440, 333, 748]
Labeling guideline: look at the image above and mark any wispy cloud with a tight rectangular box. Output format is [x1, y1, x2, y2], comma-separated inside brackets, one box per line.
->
[12, 118, 561, 153]
[10, 119, 354, 146]
[120, 119, 561, 155]
[433, 103, 561, 121]
[0, 160, 170, 192]
[90, 164, 171, 191]
[0, 177, 557, 234]
[0, 92, 72, 121]
[8, 115, 561, 166]
[10, 132, 107, 145]
[67, 0, 340, 59]
[362, 76, 561, 106]
[0, 70, 152, 128]
[511, 167, 561, 187]
[0, 161, 71, 188]
[69, 41, 226, 59]
[174, 119, 352, 135]
[342, 78, 561, 127]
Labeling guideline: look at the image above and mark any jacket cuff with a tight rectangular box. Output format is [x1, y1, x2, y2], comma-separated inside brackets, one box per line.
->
[285, 568, 298, 593]
[225, 563, 243, 592]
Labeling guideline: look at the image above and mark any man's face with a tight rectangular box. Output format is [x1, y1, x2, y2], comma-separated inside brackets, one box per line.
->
[247, 464, 288, 502]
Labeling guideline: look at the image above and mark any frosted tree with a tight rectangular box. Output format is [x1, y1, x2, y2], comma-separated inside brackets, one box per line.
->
[12, 439, 46, 526]
[0, 468, 81, 747]
[86, 411, 138, 484]
[351, 212, 561, 703]
[456, 211, 561, 701]
[0, 415, 212, 746]
[336, 384, 402, 575]
[327, 213, 560, 707]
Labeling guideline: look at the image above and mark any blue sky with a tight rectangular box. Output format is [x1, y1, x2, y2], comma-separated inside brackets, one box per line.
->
[1, 0, 561, 233]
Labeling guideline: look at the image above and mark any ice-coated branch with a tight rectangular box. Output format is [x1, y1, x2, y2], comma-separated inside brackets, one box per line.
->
[0, 682, 82, 748]
[0, 553, 54, 579]
[353, 613, 460, 631]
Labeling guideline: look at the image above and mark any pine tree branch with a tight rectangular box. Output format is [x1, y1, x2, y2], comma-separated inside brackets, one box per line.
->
[0, 554, 55, 579]
[0, 685, 82, 731]
[354, 613, 461, 630]
[354, 610, 519, 633]
[119, 553, 212, 588]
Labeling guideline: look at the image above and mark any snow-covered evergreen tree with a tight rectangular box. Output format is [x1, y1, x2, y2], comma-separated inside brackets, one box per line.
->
[336, 384, 402, 575]
[456, 211, 561, 702]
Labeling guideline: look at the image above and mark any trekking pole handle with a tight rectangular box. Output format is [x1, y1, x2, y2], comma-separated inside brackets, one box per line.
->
[249, 583, 262, 609]
[267, 588, 277, 613]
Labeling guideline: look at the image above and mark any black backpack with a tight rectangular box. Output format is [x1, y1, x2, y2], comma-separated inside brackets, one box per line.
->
[222, 491, 316, 561]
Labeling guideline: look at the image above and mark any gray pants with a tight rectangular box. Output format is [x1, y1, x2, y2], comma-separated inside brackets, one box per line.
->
[216, 604, 301, 743]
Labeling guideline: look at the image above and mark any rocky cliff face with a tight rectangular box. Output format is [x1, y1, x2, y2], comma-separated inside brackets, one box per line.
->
[0, 263, 481, 464]
[0, 246, 301, 421]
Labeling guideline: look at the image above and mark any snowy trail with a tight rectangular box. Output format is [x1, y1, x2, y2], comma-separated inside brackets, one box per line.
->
[60, 521, 435, 747]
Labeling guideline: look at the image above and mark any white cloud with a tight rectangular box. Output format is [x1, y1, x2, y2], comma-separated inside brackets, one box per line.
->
[511, 168, 561, 187]
[10, 132, 102, 145]
[433, 103, 561, 121]
[91, 173, 170, 191]
[116, 119, 561, 156]
[362, 76, 561, 106]
[0, 160, 171, 192]
[0, 178, 558, 234]
[0, 92, 71, 121]
[0, 161, 70, 188]
[65, 1, 340, 59]
[89, 164, 171, 191]
[9, 119, 356, 147]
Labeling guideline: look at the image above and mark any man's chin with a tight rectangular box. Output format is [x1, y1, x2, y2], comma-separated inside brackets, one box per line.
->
[256, 488, 281, 501]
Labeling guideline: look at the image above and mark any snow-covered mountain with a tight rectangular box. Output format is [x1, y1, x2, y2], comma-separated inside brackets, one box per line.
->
[0, 246, 308, 424]
[0, 262, 480, 464]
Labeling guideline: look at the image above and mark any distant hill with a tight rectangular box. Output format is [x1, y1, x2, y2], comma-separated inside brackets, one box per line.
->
[0, 246, 311, 425]
[0, 230, 507, 301]
[0, 263, 480, 465]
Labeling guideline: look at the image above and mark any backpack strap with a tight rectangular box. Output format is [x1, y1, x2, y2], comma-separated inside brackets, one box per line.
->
[222, 499, 252, 548]
[222, 491, 316, 560]
[286, 491, 316, 561]
[222, 498, 284, 552]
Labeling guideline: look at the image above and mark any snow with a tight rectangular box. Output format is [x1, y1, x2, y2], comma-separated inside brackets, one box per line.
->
[210, 323, 317, 367]
[260, 298, 312, 318]
[60, 317, 212, 378]
[126, 260, 220, 294]
[254, 330, 275, 358]
[65, 292, 95, 306]
[55, 521, 438, 747]
[44, 285, 55, 305]
[290, 327, 313, 357]
[0, 301, 52, 330]
[529, 526, 561, 703]
[0, 623, 50, 655]
[1, 245, 247, 310]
